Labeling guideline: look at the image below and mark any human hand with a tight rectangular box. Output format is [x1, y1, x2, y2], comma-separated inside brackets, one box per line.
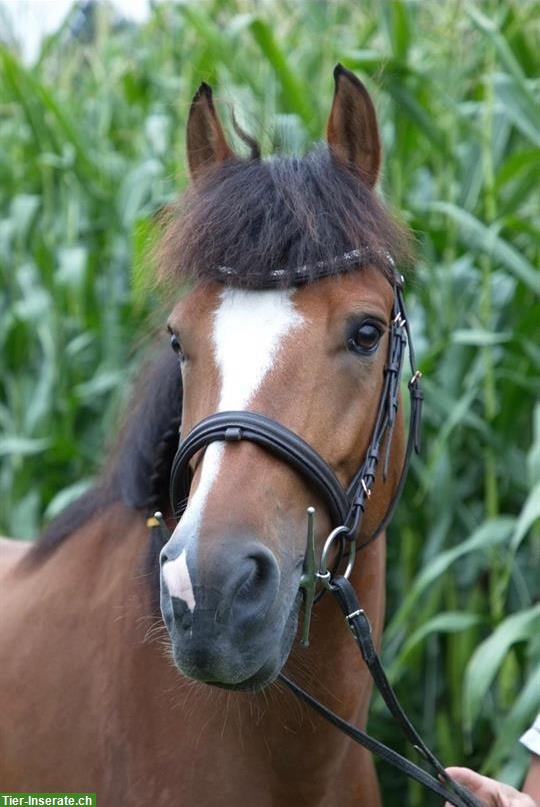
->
[444, 767, 537, 807]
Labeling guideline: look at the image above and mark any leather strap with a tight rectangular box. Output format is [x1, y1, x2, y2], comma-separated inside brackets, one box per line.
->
[169, 410, 350, 525]
[280, 576, 487, 807]
[331, 579, 456, 778]
[279, 673, 484, 807]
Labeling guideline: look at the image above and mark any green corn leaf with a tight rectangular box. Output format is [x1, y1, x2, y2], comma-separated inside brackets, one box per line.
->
[385, 79, 452, 158]
[44, 479, 95, 522]
[392, 612, 483, 674]
[527, 404, 540, 485]
[452, 329, 512, 346]
[464, 604, 540, 731]
[422, 201, 540, 295]
[511, 481, 540, 552]
[468, 7, 539, 112]
[494, 74, 540, 147]
[495, 149, 540, 191]
[482, 663, 540, 773]
[0, 436, 52, 457]
[131, 215, 161, 308]
[379, 0, 411, 62]
[249, 19, 314, 130]
[386, 518, 516, 641]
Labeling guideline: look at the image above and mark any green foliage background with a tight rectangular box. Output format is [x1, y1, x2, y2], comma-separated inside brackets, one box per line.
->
[1, 1, 539, 802]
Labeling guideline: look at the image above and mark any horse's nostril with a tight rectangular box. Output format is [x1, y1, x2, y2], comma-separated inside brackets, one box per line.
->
[236, 557, 269, 603]
[171, 596, 193, 632]
[230, 546, 279, 621]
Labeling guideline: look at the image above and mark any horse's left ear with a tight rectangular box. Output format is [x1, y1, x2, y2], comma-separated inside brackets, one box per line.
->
[186, 82, 235, 180]
[326, 64, 381, 188]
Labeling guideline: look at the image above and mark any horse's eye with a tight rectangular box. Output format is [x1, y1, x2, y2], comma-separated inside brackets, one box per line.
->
[347, 321, 383, 355]
[170, 333, 184, 358]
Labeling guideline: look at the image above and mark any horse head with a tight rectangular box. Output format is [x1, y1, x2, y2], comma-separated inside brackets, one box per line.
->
[159, 66, 412, 691]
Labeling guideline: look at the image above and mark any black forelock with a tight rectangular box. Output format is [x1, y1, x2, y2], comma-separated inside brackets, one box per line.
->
[158, 145, 412, 290]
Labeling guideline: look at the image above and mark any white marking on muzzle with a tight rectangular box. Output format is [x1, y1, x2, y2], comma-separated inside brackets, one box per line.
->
[164, 288, 304, 613]
[162, 549, 196, 612]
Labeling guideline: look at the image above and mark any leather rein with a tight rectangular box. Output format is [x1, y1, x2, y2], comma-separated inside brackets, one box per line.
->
[153, 251, 486, 807]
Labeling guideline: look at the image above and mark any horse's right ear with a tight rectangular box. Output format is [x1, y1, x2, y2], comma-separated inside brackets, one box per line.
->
[186, 83, 235, 181]
[326, 64, 381, 188]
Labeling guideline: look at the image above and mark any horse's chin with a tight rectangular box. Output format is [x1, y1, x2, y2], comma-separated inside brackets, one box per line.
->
[168, 593, 301, 693]
[205, 661, 281, 692]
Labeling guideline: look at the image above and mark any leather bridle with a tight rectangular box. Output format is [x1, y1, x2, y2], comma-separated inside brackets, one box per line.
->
[156, 251, 486, 807]
[169, 259, 423, 599]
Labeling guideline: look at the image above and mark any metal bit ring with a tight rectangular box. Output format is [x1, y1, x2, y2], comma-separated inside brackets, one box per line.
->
[318, 525, 354, 587]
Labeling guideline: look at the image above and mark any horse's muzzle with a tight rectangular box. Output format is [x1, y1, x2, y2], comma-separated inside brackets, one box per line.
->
[160, 539, 296, 689]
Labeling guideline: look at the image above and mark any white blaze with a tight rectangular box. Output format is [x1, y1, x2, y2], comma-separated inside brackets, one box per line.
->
[213, 288, 304, 411]
[162, 288, 304, 612]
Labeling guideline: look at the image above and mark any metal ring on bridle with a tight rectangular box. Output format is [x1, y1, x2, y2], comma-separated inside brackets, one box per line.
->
[318, 525, 355, 587]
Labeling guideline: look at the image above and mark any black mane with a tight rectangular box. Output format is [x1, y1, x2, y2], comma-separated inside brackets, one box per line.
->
[30, 348, 182, 562]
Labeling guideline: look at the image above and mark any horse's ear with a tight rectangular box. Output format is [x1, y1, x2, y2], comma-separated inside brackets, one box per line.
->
[186, 82, 235, 180]
[326, 64, 381, 188]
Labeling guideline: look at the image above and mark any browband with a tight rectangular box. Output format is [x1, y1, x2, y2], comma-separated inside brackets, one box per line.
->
[217, 246, 399, 289]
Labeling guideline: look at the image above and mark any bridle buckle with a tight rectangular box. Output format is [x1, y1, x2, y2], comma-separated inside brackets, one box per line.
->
[361, 479, 372, 498]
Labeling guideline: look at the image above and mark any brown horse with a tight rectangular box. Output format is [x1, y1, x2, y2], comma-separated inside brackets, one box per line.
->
[0, 66, 412, 806]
